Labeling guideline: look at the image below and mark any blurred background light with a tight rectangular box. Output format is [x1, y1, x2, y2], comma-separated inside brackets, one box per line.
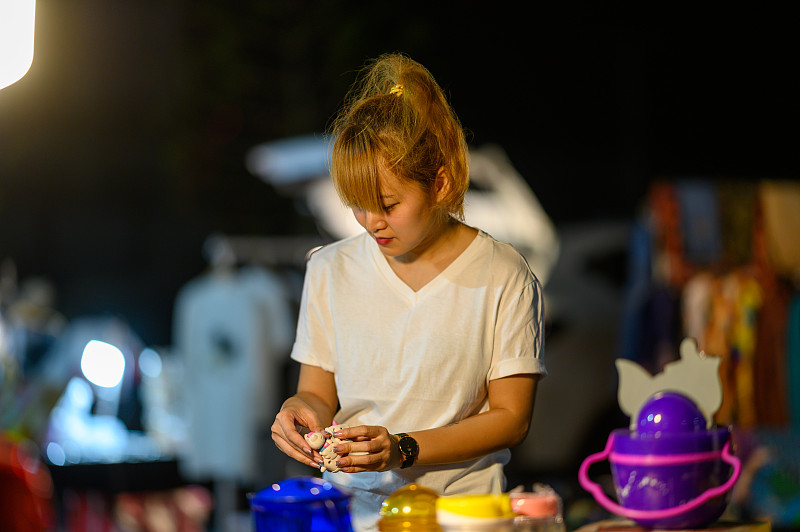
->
[45, 442, 66, 466]
[138, 347, 162, 379]
[0, 0, 36, 90]
[80, 340, 125, 388]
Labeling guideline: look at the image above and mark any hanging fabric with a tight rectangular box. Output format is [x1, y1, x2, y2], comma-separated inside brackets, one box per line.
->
[787, 295, 800, 429]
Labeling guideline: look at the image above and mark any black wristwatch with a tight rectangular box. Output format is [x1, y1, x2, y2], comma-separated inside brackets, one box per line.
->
[395, 433, 419, 469]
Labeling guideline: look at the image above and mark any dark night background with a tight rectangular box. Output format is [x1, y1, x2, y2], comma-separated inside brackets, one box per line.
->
[1, 1, 797, 348]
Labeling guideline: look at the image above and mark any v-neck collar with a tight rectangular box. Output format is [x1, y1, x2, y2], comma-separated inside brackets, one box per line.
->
[367, 230, 484, 302]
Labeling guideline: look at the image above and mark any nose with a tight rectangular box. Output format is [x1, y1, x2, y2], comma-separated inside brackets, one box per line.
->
[364, 210, 387, 233]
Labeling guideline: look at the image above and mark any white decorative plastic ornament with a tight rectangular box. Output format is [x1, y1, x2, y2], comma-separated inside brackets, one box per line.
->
[616, 337, 723, 430]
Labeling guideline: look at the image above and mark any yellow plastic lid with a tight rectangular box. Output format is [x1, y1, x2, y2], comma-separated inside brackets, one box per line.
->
[435, 493, 516, 519]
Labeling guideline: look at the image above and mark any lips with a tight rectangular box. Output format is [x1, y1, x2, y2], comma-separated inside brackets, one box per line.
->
[375, 237, 392, 246]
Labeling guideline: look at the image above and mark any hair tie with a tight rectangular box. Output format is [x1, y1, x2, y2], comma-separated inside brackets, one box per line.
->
[389, 84, 404, 96]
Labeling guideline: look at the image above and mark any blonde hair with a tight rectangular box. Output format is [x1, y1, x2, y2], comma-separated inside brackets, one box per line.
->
[329, 53, 469, 219]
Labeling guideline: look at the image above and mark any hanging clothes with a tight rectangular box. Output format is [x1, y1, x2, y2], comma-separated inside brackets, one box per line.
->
[760, 181, 800, 280]
[751, 196, 791, 427]
[702, 273, 738, 425]
[675, 179, 723, 267]
[630, 179, 798, 429]
[682, 271, 713, 346]
[173, 266, 295, 483]
[649, 181, 693, 289]
[730, 271, 762, 428]
[717, 181, 757, 268]
[787, 295, 800, 429]
[618, 220, 655, 366]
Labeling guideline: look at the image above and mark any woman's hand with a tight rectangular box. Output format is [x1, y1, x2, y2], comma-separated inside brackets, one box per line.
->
[271, 396, 326, 469]
[328, 425, 402, 473]
[271, 364, 339, 470]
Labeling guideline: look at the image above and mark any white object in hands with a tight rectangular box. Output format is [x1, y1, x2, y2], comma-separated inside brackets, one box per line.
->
[304, 422, 349, 473]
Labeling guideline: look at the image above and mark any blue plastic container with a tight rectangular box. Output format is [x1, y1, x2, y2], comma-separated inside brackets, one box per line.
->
[249, 476, 353, 532]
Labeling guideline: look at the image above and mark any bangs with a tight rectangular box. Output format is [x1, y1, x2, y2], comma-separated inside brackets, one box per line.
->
[330, 128, 385, 212]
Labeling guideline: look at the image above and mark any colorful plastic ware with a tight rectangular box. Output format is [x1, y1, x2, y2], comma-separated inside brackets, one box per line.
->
[379, 483, 442, 531]
[579, 339, 742, 529]
[249, 476, 353, 532]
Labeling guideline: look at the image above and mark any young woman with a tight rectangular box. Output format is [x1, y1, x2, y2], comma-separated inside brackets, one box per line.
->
[271, 53, 546, 531]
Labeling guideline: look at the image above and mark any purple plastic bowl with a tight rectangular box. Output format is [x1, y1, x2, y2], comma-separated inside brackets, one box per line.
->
[610, 426, 733, 529]
[579, 392, 741, 529]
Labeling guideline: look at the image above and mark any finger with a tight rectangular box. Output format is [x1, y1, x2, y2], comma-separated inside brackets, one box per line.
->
[335, 450, 387, 473]
[272, 417, 316, 457]
[275, 412, 318, 454]
[334, 425, 376, 440]
[345, 434, 374, 443]
[272, 431, 324, 470]
[333, 440, 378, 455]
[332, 436, 392, 471]
[289, 429, 314, 454]
[272, 423, 322, 468]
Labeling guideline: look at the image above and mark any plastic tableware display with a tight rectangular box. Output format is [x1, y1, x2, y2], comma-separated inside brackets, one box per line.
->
[249, 476, 353, 532]
[510, 487, 566, 532]
[436, 493, 517, 531]
[579, 339, 742, 529]
[379, 483, 442, 531]
[579, 391, 741, 529]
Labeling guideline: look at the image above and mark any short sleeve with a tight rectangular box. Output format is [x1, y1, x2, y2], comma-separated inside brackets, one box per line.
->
[488, 272, 546, 380]
[289, 254, 336, 373]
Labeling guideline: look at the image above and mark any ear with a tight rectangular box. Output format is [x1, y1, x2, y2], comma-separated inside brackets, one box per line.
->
[434, 166, 452, 204]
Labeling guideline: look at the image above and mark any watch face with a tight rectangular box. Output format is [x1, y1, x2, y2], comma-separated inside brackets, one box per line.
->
[399, 436, 419, 457]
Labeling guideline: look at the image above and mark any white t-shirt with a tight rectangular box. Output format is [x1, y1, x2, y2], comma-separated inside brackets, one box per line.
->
[290, 229, 546, 531]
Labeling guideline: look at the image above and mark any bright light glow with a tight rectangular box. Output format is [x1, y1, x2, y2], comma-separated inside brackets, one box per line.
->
[64, 376, 94, 410]
[0, 0, 36, 90]
[46, 442, 66, 466]
[81, 340, 126, 388]
[138, 348, 162, 378]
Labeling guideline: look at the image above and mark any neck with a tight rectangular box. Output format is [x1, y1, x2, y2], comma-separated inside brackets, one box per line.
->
[383, 219, 477, 292]
[395, 216, 461, 265]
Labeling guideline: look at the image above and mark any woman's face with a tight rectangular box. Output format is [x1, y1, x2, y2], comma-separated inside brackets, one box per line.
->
[352, 167, 444, 262]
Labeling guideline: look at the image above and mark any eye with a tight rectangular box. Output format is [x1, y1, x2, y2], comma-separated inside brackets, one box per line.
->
[382, 203, 398, 212]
